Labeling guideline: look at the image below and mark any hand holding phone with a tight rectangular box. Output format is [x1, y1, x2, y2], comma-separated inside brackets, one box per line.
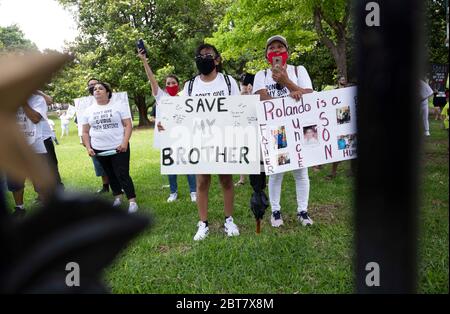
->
[136, 39, 148, 58]
[272, 56, 282, 72]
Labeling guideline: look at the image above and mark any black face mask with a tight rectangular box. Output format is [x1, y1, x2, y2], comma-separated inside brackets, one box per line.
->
[88, 86, 95, 95]
[196, 58, 216, 75]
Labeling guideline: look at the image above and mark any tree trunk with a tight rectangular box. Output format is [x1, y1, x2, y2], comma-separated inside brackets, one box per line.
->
[313, 7, 348, 79]
[336, 34, 348, 79]
[134, 94, 151, 127]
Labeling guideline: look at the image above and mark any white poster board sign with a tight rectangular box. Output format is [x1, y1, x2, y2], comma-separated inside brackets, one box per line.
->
[153, 104, 161, 149]
[66, 105, 77, 119]
[74, 92, 131, 137]
[256, 86, 357, 175]
[158, 95, 261, 174]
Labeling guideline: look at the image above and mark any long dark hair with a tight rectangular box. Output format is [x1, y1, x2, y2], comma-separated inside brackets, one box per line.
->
[195, 43, 223, 73]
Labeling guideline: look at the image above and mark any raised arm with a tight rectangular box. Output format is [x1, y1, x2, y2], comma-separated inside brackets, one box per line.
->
[138, 49, 160, 97]
[23, 103, 43, 124]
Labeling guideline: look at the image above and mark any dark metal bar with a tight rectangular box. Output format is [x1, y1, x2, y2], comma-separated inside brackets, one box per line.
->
[355, 0, 424, 293]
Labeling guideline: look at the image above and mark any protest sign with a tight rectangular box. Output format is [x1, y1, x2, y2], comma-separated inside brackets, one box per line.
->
[158, 95, 261, 174]
[256, 86, 357, 175]
[66, 105, 77, 119]
[430, 63, 449, 94]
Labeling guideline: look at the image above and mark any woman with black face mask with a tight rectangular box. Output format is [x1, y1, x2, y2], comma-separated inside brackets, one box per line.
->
[180, 43, 241, 241]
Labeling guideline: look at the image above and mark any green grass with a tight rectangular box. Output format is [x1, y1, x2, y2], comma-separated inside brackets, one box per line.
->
[5, 117, 448, 293]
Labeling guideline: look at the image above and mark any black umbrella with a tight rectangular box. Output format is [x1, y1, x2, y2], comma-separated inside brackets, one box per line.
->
[250, 191, 269, 234]
[249, 174, 269, 233]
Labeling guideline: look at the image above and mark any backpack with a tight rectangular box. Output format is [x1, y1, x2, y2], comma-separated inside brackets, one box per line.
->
[187, 73, 232, 97]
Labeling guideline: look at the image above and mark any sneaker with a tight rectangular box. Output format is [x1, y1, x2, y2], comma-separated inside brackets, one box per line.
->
[424, 131, 431, 136]
[194, 221, 209, 241]
[96, 186, 109, 194]
[167, 193, 178, 202]
[270, 210, 284, 227]
[112, 197, 122, 207]
[12, 206, 26, 218]
[297, 211, 314, 226]
[190, 192, 197, 202]
[128, 202, 138, 213]
[224, 217, 240, 237]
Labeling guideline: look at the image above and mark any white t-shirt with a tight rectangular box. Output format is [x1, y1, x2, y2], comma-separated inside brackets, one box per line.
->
[28, 94, 53, 140]
[152, 87, 169, 149]
[419, 80, 433, 108]
[16, 105, 47, 154]
[155, 86, 169, 104]
[182, 73, 240, 97]
[80, 99, 132, 150]
[253, 64, 313, 99]
[47, 119, 55, 131]
[60, 114, 70, 126]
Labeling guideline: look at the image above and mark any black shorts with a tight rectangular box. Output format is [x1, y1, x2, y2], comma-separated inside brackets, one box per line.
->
[433, 96, 446, 108]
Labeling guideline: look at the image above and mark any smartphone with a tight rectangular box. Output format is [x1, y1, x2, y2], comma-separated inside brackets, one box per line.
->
[272, 56, 282, 67]
[136, 39, 148, 58]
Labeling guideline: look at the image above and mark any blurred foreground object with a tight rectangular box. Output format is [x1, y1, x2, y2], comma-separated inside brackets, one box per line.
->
[355, 0, 423, 293]
[0, 52, 71, 198]
[0, 193, 149, 293]
[0, 52, 150, 293]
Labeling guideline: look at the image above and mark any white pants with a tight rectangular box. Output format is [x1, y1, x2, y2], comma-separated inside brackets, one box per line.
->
[421, 101, 429, 134]
[268, 168, 310, 213]
[61, 125, 69, 137]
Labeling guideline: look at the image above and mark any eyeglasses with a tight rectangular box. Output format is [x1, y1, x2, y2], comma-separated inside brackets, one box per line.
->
[195, 53, 216, 61]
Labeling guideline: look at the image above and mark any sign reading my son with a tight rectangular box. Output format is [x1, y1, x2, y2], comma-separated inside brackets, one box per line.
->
[256, 86, 357, 175]
[158, 95, 261, 174]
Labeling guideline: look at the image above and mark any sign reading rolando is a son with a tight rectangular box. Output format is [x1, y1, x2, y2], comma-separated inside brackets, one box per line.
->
[158, 95, 261, 174]
[256, 86, 358, 175]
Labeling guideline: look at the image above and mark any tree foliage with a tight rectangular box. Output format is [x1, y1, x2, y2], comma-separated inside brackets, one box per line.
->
[48, 0, 447, 110]
[0, 25, 38, 53]
[208, 0, 350, 87]
[54, 0, 226, 126]
[425, 0, 448, 65]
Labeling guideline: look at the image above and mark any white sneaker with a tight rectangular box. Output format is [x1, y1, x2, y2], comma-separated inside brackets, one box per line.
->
[270, 211, 284, 228]
[425, 131, 431, 136]
[190, 192, 197, 202]
[167, 193, 178, 202]
[224, 217, 240, 237]
[128, 202, 138, 213]
[297, 211, 314, 226]
[112, 197, 121, 207]
[194, 221, 209, 241]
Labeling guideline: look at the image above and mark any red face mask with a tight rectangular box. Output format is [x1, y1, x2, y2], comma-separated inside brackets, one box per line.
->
[166, 85, 179, 96]
[267, 51, 288, 66]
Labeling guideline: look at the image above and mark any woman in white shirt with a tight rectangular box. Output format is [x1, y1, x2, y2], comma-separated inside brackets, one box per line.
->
[81, 82, 138, 213]
[253, 35, 314, 228]
[182, 43, 241, 241]
[138, 47, 197, 204]
[60, 112, 70, 137]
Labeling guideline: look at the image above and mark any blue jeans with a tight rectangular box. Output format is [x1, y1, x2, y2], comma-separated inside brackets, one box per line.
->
[168, 175, 196, 194]
[92, 156, 106, 177]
